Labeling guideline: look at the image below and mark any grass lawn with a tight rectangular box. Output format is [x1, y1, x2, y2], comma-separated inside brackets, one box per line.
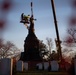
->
[14, 71, 69, 75]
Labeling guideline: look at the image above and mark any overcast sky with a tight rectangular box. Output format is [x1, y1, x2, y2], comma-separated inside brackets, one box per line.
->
[2, 0, 71, 50]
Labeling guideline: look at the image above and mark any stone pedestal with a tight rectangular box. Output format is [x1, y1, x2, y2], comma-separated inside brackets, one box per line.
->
[74, 59, 76, 75]
[36, 63, 42, 70]
[44, 62, 49, 70]
[16, 61, 23, 71]
[24, 62, 28, 70]
[51, 60, 59, 71]
[0, 58, 13, 75]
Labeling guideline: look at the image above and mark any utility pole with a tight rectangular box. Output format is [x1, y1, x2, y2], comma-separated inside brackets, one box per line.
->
[51, 0, 62, 60]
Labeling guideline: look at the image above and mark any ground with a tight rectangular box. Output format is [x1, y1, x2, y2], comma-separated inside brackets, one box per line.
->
[14, 71, 69, 75]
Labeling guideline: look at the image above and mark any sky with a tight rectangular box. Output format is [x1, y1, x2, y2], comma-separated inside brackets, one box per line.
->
[1, 0, 71, 50]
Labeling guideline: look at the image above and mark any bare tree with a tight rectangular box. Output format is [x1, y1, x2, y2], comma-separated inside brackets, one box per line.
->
[62, 28, 76, 61]
[46, 37, 53, 54]
[63, 28, 76, 47]
[62, 47, 75, 63]
[0, 39, 21, 59]
[67, 28, 76, 43]
[39, 40, 51, 60]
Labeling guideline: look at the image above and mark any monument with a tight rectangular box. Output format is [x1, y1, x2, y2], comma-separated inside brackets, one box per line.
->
[20, 2, 41, 62]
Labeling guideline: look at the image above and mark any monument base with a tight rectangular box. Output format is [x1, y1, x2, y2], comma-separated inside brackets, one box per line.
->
[20, 50, 42, 62]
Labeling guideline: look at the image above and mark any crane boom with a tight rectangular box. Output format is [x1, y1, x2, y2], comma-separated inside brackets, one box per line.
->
[51, 0, 62, 60]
